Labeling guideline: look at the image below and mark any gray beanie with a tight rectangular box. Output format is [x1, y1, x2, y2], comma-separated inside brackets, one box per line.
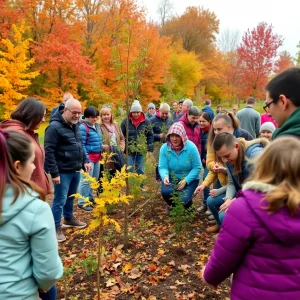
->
[130, 100, 142, 112]
[260, 122, 276, 133]
[148, 103, 155, 109]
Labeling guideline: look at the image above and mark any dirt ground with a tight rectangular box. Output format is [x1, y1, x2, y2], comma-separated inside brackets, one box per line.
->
[48, 192, 231, 300]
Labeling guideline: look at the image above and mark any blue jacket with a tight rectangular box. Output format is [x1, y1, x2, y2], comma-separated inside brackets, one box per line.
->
[202, 106, 215, 120]
[173, 112, 183, 122]
[159, 140, 202, 184]
[79, 121, 102, 162]
[45, 106, 88, 177]
[150, 115, 173, 142]
[0, 186, 63, 299]
[233, 127, 253, 141]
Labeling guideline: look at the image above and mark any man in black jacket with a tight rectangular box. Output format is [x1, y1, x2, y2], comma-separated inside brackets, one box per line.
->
[45, 98, 91, 242]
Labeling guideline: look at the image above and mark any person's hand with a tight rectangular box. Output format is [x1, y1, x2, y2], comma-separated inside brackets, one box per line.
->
[194, 184, 205, 194]
[52, 176, 60, 185]
[220, 198, 232, 212]
[84, 163, 92, 172]
[212, 162, 226, 174]
[209, 189, 217, 197]
[159, 133, 165, 140]
[102, 144, 110, 152]
[163, 177, 170, 186]
[177, 179, 186, 191]
[200, 266, 218, 290]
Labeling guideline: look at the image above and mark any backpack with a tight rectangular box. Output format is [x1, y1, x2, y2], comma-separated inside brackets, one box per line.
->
[81, 122, 90, 144]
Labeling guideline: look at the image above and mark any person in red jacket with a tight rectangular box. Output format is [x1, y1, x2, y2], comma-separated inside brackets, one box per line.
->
[0, 98, 51, 194]
[178, 106, 201, 156]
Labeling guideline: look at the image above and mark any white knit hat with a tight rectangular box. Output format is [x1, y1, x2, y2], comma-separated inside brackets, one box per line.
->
[130, 100, 142, 112]
[260, 122, 276, 133]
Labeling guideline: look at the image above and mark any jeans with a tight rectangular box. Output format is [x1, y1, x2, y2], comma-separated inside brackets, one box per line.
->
[39, 285, 56, 300]
[52, 172, 81, 228]
[78, 162, 100, 205]
[203, 167, 210, 207]
[219, 211, 226, 224]
[128, 153, 145, 175]
[161, 178, 199, 208]
[207, 193, 226, 226]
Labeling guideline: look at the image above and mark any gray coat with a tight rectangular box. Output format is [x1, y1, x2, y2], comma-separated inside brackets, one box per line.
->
[236, 106, 260, 138]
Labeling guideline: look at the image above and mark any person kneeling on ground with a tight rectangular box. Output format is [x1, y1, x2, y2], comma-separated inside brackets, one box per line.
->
[206, 132, 268, 234]
[202, 137, 300, 300]
[158, 123, 201, 209]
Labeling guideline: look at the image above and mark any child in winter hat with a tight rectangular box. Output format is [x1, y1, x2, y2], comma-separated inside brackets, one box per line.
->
[260, 122, 276, 141]
[130, 100, 143, 112]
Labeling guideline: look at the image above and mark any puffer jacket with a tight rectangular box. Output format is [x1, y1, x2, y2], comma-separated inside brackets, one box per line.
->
[121, 113, 154, 154]
[44, 106, 88, 178]
[178, 113, 201, 155]
[204, 181, 300, 300]
[79, 120, 102, 162]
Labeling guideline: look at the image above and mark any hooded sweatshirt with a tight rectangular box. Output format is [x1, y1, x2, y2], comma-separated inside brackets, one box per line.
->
[0, 120, 51, 194]
[0, 186, 63, 299]
[204, 181, 300, 300]
[158, 123, 201, 184]
[272, 107, 300, 139]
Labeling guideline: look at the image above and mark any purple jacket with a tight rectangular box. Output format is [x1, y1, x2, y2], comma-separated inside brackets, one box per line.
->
[204, 181, 300, 300]
[178, 113, 201, 156]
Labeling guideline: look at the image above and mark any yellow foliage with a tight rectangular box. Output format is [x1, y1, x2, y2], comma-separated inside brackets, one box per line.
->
[74, 164, 145, 236]
[0, 22, 39, 118]
[169, 46, 203, 97]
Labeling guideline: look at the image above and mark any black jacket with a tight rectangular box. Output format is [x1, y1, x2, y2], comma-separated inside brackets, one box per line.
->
[45, 107, 88, 177]
[121, 114, 154, 154]
[150, 115, 173, 142]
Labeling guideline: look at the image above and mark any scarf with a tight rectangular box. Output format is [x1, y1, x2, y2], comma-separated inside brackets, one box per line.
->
[102, 122, 115, 138]
[167, 140, 184, 152]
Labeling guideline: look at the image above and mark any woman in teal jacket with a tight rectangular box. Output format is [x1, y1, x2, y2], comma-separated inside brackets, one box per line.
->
[159, 123, 201, 208]
[0, 130, 63, 299]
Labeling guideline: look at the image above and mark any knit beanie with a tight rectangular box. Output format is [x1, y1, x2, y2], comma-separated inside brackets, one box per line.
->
[147, 103, 155, 109]
[260, 122, 276, 133]
[130, 100, 142, 112]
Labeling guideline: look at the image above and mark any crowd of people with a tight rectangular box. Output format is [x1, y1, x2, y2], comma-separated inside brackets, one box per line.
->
[0, 67, 300, 299]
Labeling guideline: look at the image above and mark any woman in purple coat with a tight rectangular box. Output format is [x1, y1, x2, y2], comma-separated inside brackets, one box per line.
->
[202, 136, 300, 300]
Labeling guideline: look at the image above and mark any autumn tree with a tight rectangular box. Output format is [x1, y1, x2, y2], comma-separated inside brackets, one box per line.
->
[33, 22, 94, 107]
[161, 6, 219, 57]
[218, 29, 240, 53]
[0, 22, 39, 117]
[274, 51, 295, 74]
[165, 44, 202, 99]
[237, 22, 283, 99]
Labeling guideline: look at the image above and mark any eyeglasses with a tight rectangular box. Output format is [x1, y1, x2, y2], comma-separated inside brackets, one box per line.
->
[263, 100, 276, 113]
[66, 108, 82, 115]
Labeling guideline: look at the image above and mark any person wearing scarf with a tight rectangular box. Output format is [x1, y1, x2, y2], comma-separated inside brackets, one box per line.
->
[158, 123, 201, 209]
[99, 107, 125, 173]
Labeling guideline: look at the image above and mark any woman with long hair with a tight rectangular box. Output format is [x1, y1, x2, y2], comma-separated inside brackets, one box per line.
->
[0, 98, 51, 194]
[202, 137, 300, 299]
[99, 106, 125, 173]
[0, 130, 63, 299]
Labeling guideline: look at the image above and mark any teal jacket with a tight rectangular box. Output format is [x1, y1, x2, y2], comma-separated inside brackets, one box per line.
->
[0, 186, 63, 299]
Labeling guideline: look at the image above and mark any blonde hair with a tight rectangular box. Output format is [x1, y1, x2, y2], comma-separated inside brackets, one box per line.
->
[99, 107, 114, 124]
[247, 137, 300, 214]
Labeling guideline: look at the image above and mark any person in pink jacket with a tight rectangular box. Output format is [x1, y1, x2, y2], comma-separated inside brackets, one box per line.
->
[201, 136, 300, 300]
[260, 101, 277, 127]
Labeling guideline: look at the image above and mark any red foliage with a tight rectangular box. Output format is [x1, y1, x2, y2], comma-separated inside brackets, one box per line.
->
[237, 22, 283, 98]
